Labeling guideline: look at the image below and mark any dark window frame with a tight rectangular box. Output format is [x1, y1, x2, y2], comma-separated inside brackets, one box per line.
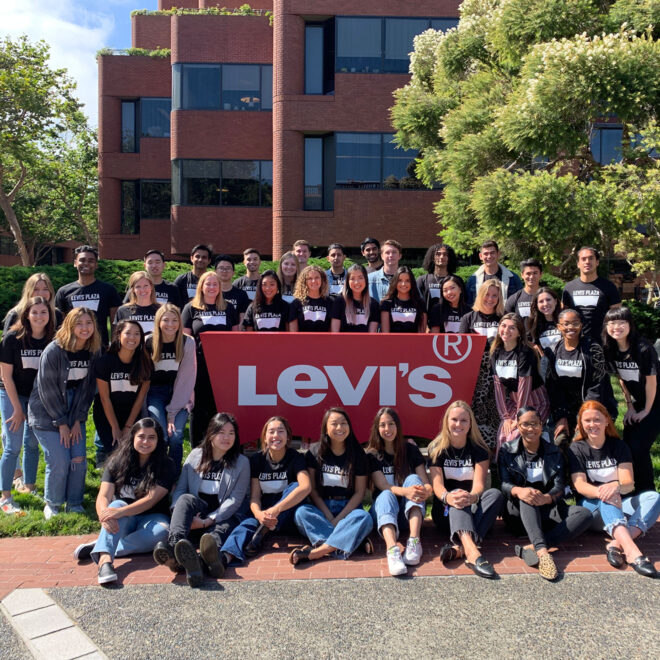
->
[140, 179, 171, 220]
[121, 98, 172, 153]
[120, 180, 138, 235]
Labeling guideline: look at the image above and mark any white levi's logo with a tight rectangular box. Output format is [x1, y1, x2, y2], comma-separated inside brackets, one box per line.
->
[329, 284, 343, 295]
[444, 465, 474, 481]
[540, 330, 561, 349]
[155, 358, 178, 372]
[21, 355, 40, 370]
[199, 477, 222, 495]
[187, 287, 197, 299]
[260, 478, 287, 494]
[587, 466, 618, 483]
[475, 325, 497, 338]
[496, 360, 518, 379]
[256, 316, 281, 330]
[246, 289, 256, 300]
[322, 471, 349, 488]
[445, 320, 461, 333]
[572, 293, 600, 307]
[430, 288, 441, 299]
[353, 313, 367, 326]
[391, 310, 416, 323]
[156, 292, 169, 305]
[110, 377, 138, 393]
[282, 294, 294, 304]
[303, 308, 327, 322]
[199, 312, 226, 326]
[137, 320, 154, 334]
[617, 368, 640, 382]
[518, 304, 531, 317]
[67, 367, 88, 381]
[526, 463, 543, 483]
[556, 359, 582, 378]
[119, 484, 136, 499]
[71, 297, 99, 311]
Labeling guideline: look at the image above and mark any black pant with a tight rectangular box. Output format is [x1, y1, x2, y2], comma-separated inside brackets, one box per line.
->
[504, 499, 592, 551]
[190, 356, 216, 448]
[168, 493, 239, 549]
[624, 403, 660, 493]
[432, 488, 504, 545]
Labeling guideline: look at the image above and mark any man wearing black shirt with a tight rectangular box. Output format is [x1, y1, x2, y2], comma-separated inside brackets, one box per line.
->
[215, 254, 250, 325]
[505, 258, 543, 326]
[123, 250, 181, 308]
[234, 248, 261, 301]
[173, 244, 212, 305]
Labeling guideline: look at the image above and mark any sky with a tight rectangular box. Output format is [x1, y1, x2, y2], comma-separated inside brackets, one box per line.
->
[0, 0, 159, 127]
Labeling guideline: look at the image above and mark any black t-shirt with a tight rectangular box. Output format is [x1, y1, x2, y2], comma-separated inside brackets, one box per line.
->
[326, 269, 347, 297]
[198, 458, 226, 510]
[416, 273, 446, 312]
[124, 281, 181, 308]
[146, 337, 179, 388]
[0, 332, 50, 397]
[233, 275, 259, 301]
[562, 277, 621, 342]
[182, 302, 238, 347]
[243, 299, 289, 332]
[568, 437, 632, 486]
[289, 297, 333, 332]
[173, 272, 200, 305]
[251, 448, 307, 506]
[94, 352, 145, 413]
[3, 308, 63, 334]
[367, 444, 425, 499]
[535, 318, 562, 352]
[429, 302, 469, 333]
[380, 297, 422, 333]
[552, 343, 583, 403]
[430, 442, 489, 493]
[331, 297, 379, 332]
[222, 286, 250, 316]
[114, 303, 161, 335]
[505, 290, 535, 325]
[66, 349, 92, 388]
[306, 445, 368, 499]
[523, 448, 546, 488]
[609, 339, 659, 410]
[459, 311, 501, 342]
[55, 280, 122, 346]
[491, 344, 540, 393]
[102, 458, 176, 516]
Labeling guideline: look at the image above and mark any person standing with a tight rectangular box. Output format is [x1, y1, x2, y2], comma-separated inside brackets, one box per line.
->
[562, 246, 621, 343]
[505, 259, 543, 326]
[215, 255, 250, 326]
[173, 244, 212, 306]
[330, 264, 379, 333]
[416, 243, 461, 312]
[293, 240, 312, 270]
[288, 266, 333, 332]
[379, 267, 427, 334]
[234, 248, 262, 301]
[361, 237, 383, 274]
[368, 239, 402, 303]
[115, 271, 161, 334]
[55, 245, 121, 346]
[465, 240, 522, 307]
[124, 250, 181, 308]
[277, 251, 300, 303]
[325, 243, 347, 296]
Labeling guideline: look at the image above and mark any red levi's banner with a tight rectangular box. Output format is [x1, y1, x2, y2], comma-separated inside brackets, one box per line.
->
[200, 333, 486, 444]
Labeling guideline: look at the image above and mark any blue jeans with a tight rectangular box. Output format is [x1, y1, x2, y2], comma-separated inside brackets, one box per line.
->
[294, 498, 373, 559]
[370, 474, 426, 539]
[91, 500, 170, 563]
[579, 491, 660, 537]
[221, 482, 300, 562]
[0, 391, 39, 490]
[146, 385, 188, 476]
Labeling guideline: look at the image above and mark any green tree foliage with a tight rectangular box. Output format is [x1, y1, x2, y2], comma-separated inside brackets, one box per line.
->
[0, 35, 93, 265]
[391, 0, 660, 288]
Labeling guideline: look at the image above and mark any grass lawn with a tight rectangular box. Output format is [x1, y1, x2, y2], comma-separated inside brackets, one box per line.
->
[0, 378, 658, 538]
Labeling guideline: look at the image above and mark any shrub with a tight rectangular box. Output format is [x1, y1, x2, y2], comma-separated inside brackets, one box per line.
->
[624, 300, 660, 342]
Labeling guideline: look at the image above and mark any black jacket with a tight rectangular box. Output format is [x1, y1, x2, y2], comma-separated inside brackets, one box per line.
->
[498, 437, 566, 502]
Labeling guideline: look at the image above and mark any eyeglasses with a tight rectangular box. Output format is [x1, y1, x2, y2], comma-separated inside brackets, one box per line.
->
[216, 266, 233, 272]
[560, 321, 582, 328]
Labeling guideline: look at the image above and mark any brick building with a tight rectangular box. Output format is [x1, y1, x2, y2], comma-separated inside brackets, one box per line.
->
[98, 1, 461, 260]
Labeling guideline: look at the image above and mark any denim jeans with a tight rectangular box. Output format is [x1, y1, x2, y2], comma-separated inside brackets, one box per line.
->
[294, 498, 373, 559]
[221, 482, 301, 562]
[90, 500, 169, 563]
[146, 385, 189, 476]
[370, 474, 426, 539]
[0, 390, 39, 490]
[578, 490, 660, 537]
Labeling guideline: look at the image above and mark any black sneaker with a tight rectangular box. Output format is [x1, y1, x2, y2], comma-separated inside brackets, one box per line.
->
[73, 541, 95, 561]
[244, 524, 270, 557]
[97, 562, 117, 585]
[199, 534, 225, 579]
[153, 541, 180, 573]
[174, 539, 204, 588]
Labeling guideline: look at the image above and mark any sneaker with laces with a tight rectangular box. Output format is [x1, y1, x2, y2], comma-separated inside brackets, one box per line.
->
[43, 504, 60, 520]
[404, 537, 422, 565]
[97, 562, 117, 585]
[0, 497, 22, 515]
[387, 546, 407, 576]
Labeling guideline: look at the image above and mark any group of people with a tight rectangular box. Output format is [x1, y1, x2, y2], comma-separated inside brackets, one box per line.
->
[0, 237, 657, 585]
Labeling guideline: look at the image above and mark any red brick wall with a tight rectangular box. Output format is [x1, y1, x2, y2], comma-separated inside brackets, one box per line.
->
[281, 0, 459, 15]
[200, 1, 273, 8]
[98, 55, 171, 98]
[132, 15, 171, 50]
[159, 0, 198, 9]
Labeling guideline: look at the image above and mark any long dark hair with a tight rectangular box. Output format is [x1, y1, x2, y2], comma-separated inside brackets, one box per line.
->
[108, 320, 153, 386]
[489, 312, 528, 358]
[197, 412, 242, 474]
[602, 306, 642, 363]
[366, 407, 407, 486]
[422, 243, 458, 274]
[313, 407, 361, 491]
[254, 270, 282, 313]
[342, 263, 372, 325]
[439, 275, 469, 313]
[528, 287, 560, 342]
[106, 418, 169, 498]
[10, 296, 56, 347]
[383, 266, 426, 330]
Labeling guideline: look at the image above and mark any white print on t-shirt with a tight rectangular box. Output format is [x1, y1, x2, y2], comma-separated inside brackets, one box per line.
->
[67, 360, 89, 381]
[322, 464, 349, 488]
[526, 460, 543, 483]
[259, 471, 288, 494]
[391, 309, 416, 324]
[353, 313, 367, 326]
[255, 315, 281, 330]
[187, 287, 197, 299]
[245, 289, 256, 300]
[329, 284, 343, 295]
[71, 294, 100, 312]
[517, 302, 531, 317]
[429, 287, 441, 300]
[136, 320, 154, 334]
[199, 475, 222, 494]
[156, 292, 169, 305]
[443, 458, 474, 482]
[585, 458, 618, 483]
[155, 357, 178, 373]
[198, 312, 227, 326]
[381, 465, 396, 486]
[282, 294, 294, 304]
[110, 374, 138, 393]
[20, 349, 42, 370]
[473, 324, 498, 338]
[119, 484, 136, 500]
[571, 291, 601, 307]
[539, 329, 561, 349]
[556, 358, 583, 378]
[303, 308, 327, 323]
[615, 360, 640, 383]
[496, 359, 518, 380]
[445, 320, 461, 333]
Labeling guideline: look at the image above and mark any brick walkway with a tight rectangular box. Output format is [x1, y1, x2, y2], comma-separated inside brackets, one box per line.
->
[1, 520, 658, 600]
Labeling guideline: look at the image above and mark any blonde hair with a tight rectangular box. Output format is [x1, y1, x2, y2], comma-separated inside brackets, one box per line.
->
[151, 304, 184, 363]
[473, 279, 505, 315]
[427, 400, 490, 462]
[5, 273, 56, 324]
[55, 308, 101, 353]
[126, 271, 157, 306]
[191, 271, 226, 311]
[294, 265, 328, 300]
[276, 251, 300, 288]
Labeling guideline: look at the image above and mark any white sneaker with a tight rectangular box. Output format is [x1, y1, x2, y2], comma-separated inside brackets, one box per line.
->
[0, 497, 22, 515]
[404, 537, 423, 565]
[387, 546, 407, 576]
[43, 504, 60, 520]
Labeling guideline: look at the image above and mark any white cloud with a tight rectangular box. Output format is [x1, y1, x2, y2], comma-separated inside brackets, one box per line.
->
[0, 0, 115, 127]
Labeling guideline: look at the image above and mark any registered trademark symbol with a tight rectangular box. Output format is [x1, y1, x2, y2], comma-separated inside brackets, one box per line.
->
[432, 334, 473, 364]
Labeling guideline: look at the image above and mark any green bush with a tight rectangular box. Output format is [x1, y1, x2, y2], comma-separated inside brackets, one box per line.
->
[624, 300, 660, 342]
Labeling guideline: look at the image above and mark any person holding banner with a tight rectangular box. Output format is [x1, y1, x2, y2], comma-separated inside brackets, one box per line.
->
[114, 271, 161, 335]
[429, 275, 470, 333]
[366, 407, 432, 576]
[288, 266, 333, 332]
[290, 408, 373, 565]
[243, 271, 290, 332]
[379, 266, 427, 333]
[220, 416, 311, 564]
[330, 264, 379, 333]
[276, 251, 300, 304]
[429, 400, 503, 579]
[459, 280, 504, 449]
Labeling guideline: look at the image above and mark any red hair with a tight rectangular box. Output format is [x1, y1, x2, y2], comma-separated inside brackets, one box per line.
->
[573, 401, 619, 442]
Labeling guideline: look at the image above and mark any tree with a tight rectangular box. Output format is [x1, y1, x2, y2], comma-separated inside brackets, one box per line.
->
[391, 0, 660, 287]
[0, 35, 92, 265]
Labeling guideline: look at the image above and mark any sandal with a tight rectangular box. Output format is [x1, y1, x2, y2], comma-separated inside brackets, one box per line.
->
[465, 555, 497, 579]
[605, 545, 625, 569]
[440, 543, 463, 563]
[289, 545, 312, 566]
[514, 544, 540, 567]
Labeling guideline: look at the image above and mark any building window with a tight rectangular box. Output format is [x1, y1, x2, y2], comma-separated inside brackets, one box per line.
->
[0, 236, 18, 256]
[140, 99, 171, 138]
[335, 16, 458, 74]
[305, 137, 324, 209]
[182, 64, 221, 110]
[305, 26, 325, 93]
[121, 181, 138, 234]
[140, 180, 171, 219]
[222, 65, 261, 111]
[173, 160, 272, 206]
[121, 101, 137, 153]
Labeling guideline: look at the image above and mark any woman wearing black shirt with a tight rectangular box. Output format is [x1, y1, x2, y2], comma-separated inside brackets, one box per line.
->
[528, 287, 562, 356]
[603, 306, 659, 493]
[277, 251, 299, 304]
[114, 271, 161, 334]
[330, 264, 379, 333]
[429, 400, 503, 579]
[288, 266, 333, 332]
[291, 408, 373, 565]
[429, 275, 470, 333]
[243, 270, 290, 332]
[73, 418, 176, 585]
[221, 416, 311, 563]
[380, 266, 426, 333]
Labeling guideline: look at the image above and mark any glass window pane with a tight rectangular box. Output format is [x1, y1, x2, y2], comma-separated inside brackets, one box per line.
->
[336, 133, 381, 188]
[382, 134, 421, 188]
[182, 64, 220, 109]
[305, 26, 324, 94]
[172, 63, 182, 110]
[601, 127, 623, 164]
[384, 19, 429, 73]
[182, 160, 220, 205]
[305, 137, 323, 210]
[261, 66, 273, 110]
[336, 17, 382, 73]
[140, 180, 171, 219]
[172, 160, 180, 206]
[121, 101, 136, 153]
[260, 161, 273, 207]
[222, 65, 260, 111]
[140, 98, 171, 138]
[221, 160, 260, 205]
[121, 181, 137, 234]
[431, 18, 460, 32]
